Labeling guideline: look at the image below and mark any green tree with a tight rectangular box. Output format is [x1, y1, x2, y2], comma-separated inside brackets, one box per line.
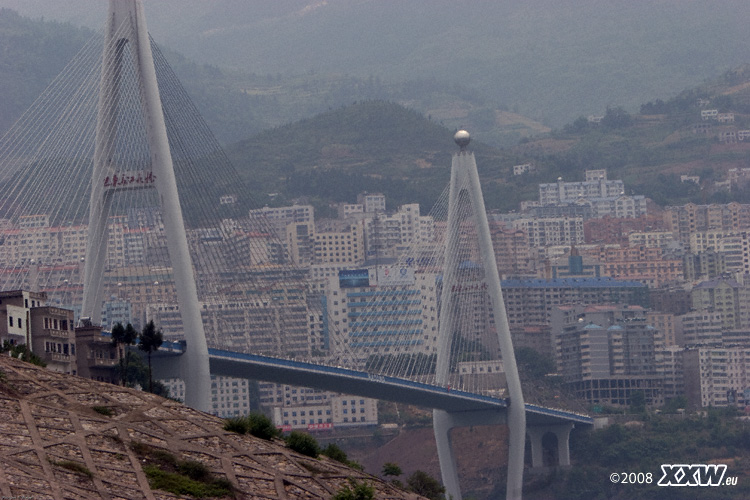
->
[138, 320, 163, 393]
[322, 443, 349, 463]
[515, 347, 556, 380]
[111, 322, 138, 386]
[601, 106, 632, 129]
[406, 470, 445, 500]
[224, 412, 280, 440]
[246, 412, 281, 440]
[111, 322, 126, 384]
[320, 443, 363, 470]
[1, 341, 46, 367]
[285, 431, 320, 458]
[122, 351, 148, 388]
[382, 462, 402, 477]
[629, 390, 646, 414]
[662, 396, 687, 414]
[332, 479, 375, 500]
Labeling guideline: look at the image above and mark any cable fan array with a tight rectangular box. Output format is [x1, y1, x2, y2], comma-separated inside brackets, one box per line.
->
[0, 21, 509, 399]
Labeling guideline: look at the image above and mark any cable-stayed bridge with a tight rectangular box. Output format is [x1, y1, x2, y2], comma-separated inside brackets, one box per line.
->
[154, 341, 592, 427]
[0, 1, 591, 499]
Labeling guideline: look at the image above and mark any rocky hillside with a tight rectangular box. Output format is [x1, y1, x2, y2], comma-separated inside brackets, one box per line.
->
[0, 355, 422, 499]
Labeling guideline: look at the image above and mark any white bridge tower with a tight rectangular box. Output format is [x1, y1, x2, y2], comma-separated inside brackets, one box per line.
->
[434, 131, 526, 500]
[81, 0, 211, 412]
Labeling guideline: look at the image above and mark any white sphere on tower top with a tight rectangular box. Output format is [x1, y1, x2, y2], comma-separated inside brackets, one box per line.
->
[454, 130, 471, 149]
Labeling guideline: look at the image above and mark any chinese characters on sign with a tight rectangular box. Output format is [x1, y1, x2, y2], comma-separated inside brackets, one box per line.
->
[307, 422, 333, 431]
[104, 171, 156, 188]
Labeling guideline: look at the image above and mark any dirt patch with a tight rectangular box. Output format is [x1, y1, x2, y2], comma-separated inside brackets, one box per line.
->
[350, 425, 509, 499]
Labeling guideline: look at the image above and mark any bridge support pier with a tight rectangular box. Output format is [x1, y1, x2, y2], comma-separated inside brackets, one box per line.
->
[433, 409, 507, 500]
[527, 423, 574, 468]
[433, 410, 461, 500]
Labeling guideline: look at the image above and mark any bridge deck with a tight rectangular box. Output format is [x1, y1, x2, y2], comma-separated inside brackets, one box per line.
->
[153, 342, 592, 426]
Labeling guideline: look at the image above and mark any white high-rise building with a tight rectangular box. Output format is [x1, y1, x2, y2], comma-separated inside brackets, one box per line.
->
[326, 268, 440, 367]
[163, 376, 254, 418]
[364, 203, 435, 259]
[357, 192, 386, 214]
[539, 170, 625, 206]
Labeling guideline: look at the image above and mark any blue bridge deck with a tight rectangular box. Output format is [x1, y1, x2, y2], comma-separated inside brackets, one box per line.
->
[154, 341, 593, 427]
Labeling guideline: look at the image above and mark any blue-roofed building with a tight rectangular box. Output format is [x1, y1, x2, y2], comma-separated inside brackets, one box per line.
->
[500, 277, 649, 327]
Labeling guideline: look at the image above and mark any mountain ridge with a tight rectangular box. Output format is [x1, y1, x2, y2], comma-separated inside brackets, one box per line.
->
[5, 0, 750, 129]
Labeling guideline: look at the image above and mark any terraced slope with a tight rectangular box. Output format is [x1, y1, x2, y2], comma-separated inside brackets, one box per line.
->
[0, 356, 421, 499]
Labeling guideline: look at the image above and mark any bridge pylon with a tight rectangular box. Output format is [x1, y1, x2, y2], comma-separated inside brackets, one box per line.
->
[434, 131, 526, 500]
[81, 0, 211, 412]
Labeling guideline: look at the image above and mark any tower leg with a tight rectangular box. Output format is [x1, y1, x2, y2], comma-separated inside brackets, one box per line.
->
[462, 151, 525, 500]
[83, 0, 211, 412]
[554, 423, 574, 466]
[130, 0, 211, 414]
[433, 410, 461, 500]
[82, 14, 124, 324]
[433, 145, 465, 499]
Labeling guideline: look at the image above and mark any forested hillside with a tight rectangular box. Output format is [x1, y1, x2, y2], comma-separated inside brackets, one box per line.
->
[228, 68, 750, 213]
[3, 8, 750, 215]
[0, 9, 544, 147]
[7, 0, 750, 130]
[0, 9, 90, 133]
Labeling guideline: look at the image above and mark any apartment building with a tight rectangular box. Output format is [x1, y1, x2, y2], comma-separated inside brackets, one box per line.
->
[691, 276, 750, 331]
[29, 306, 77, 374]
[272, 390, 378, 431]
[597, 245, 684, 287]
[325, 268, 440, 368]
[646, 311, 677, 346]
[663, 203, 750, 244]
[584, 214, 667, 246]
[74, 322, 120, 384]
[164, 376, 255, 418]
[489, 221, 535, 277]
[683, 250, 727, 282]
[677, 311, 723, 346]
[501, 277, 649, 328]
[364, 204, 434, 260]
[627, 231, 674, 249]
[357, 192, 386, 214]
[538, 171, 625, 206]
[690, 347, 750, 407]
[314, 222, 365, 266]
[511, 217, 585, 248]
[551, 304, 662, 407]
